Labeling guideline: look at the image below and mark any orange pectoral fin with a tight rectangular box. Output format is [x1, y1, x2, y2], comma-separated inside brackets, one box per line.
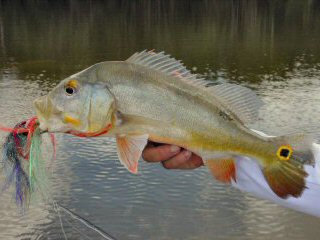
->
[116, 134, 149, 174]
[206, 158, 236, 183]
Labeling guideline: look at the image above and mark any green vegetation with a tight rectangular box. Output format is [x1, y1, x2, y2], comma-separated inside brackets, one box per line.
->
[1, 0, 320, 82]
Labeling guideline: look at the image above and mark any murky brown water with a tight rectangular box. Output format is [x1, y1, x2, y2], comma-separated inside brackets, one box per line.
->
[1, 1, 320, 239]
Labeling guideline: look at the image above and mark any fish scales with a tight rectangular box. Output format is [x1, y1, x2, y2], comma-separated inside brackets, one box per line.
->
[93, 61, 260, 155]
[33, 50, 315, 199]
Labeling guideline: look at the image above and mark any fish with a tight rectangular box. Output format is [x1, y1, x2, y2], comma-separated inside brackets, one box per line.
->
[33, 50, 315, 199]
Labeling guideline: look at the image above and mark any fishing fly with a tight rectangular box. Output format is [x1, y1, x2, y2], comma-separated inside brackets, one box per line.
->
[0, 116, 55, 209]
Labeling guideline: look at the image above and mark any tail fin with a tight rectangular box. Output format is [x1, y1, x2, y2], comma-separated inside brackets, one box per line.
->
[262, 134, 314, 199]
[263, 161, 307, 198]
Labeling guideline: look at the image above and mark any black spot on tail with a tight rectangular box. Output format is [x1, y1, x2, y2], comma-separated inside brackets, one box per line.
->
[280, 149, 290, 158]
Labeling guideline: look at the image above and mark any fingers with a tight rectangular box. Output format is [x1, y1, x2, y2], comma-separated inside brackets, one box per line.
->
[142, 142, 204, 170]
[162, 150, 204, 170]
[142, 143, 181, 162]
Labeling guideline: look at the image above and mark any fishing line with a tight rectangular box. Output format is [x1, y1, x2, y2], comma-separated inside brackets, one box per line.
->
[2, 119, 117, 239]
[54, 202, 117, 240]
[53, 201, 68, 240]
[61, 218, 95, 240]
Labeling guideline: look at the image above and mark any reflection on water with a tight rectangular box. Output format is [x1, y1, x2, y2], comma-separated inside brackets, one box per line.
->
[1, 0, 320, 82]
[0, 1, 320, 239]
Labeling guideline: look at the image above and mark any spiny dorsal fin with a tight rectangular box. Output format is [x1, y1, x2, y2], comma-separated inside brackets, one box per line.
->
[127, 50, 263, 124]
[126, 50, 209, 87]
[208, 83, 263, 124]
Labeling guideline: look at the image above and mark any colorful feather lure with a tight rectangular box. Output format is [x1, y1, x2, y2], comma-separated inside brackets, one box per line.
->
[0, 117, 55, 209]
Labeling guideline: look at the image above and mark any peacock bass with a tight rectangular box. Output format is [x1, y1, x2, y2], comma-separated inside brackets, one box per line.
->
[33, 50, 315, 199]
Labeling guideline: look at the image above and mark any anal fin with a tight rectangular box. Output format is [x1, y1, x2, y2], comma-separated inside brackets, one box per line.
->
[116, 134, 149, 174]
[206, 158, 236, 183]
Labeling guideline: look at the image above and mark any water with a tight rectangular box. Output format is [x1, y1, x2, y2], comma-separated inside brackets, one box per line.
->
[0, 1, 320, 239]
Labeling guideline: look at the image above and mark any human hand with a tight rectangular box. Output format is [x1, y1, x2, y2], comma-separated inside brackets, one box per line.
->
[142, 142, 204, 169]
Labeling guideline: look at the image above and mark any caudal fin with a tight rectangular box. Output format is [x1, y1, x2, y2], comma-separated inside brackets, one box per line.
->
[263, 161, 307, 198]
[263, 134, 314, 199]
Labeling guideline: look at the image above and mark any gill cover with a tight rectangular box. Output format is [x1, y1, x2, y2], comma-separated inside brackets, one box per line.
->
[87, 83, 115, 133]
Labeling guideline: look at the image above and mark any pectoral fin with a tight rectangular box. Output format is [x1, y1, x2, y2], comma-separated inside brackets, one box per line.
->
[206, 158, 236, 183]
[116, 134, 149, 174]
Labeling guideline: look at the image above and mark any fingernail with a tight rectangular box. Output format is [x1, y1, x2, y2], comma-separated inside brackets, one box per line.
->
[184, 150, 192, 158]
[170, 145, 180, 154]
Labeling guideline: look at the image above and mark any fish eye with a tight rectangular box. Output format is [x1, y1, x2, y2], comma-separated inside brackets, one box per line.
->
[65, 79, 78, 96]
[65, 87, 75, 95]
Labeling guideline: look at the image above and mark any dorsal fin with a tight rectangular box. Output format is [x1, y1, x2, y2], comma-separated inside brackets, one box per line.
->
[126, 50, 209, 87]
[208, 83, 263, 124]
[126, 50, 263, 124]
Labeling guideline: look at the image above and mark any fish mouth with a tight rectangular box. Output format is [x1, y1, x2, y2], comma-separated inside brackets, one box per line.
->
[34, 96, 71, 133]
[33, 95, 50, 131]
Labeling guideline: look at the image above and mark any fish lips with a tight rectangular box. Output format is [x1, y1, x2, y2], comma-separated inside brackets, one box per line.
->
[33, 95, 69, 133]
[33, 95, 51, 131]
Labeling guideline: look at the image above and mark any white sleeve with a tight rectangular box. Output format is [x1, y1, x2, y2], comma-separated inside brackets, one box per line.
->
[231, 132, 320, 217]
